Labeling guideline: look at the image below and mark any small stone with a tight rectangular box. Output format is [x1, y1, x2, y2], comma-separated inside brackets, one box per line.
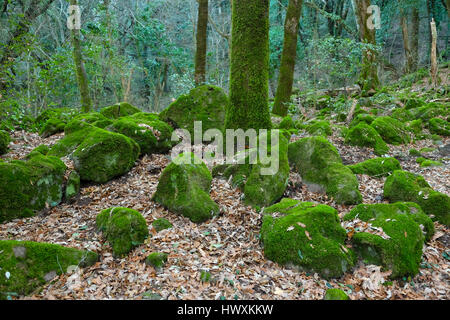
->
[44, 271, 57, 282]
[13, 246, 27, 259]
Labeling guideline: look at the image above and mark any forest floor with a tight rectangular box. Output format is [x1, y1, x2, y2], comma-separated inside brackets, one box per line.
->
[1, 122, 449, 300]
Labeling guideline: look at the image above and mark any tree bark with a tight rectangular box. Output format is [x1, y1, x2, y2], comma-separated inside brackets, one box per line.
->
[225, 0, 271, 131]
[430, 18, 438, 87]
[352, 0, 380, 93]
[400, 7, 414, 73]
[410, 6, 419, 72]
[70, 0, 92, 112]
[273, 0, 304, 117]
[194, 0, 208, 86]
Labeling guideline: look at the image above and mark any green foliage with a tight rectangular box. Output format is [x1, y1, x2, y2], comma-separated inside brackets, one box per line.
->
[324, 289, 350, 300]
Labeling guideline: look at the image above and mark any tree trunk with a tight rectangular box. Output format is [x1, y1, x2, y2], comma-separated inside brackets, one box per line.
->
[226, 0, 271, 131]
[430, 18, 438, 87]
[70, 0, 92, 112]
[194, 0, 208, 86]
[352, 0, 379, 93]
[446, 0, 450, 19]
[410, 6, 420, 72]
[273, 0, 304, 117]
[400, 7, 413, 73]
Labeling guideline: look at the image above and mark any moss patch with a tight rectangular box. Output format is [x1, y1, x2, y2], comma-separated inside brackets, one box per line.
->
[428, 118, 449, 136]
[152, 218, 173, 232]
[39, 118, 66, 138]
[305, 120, 332, 136]
[145, 252, 168, 270]
[324, 289, 350, 300]
[345, 123, 389, 156]
[371, 116, 411, 145]
[0, 130, 11, 155]
[348, 157, 401, 177]
[65, 171, 80, 203]
[100, 102, 141, 119]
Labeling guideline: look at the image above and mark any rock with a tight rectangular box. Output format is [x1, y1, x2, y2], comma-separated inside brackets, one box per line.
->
[406, 119, 423, 135]
[35, 107, 80, 131]
[39, 118, 66, 138]
[0, 240, 97, 298]
[349, 114, 375, 127]
[145, 252, 168, 270]
[64, 112, 113, 135]
[278, 115, 295, 130]
[438, 144, 450, 157]
[261, 198, 356, 279]
[159, 85, 229, 136]
[371, 116, 411, 145]
[65, 171, 80, 203]
[343, 202, 434, 278]
[0, 154, 66, 223]
[0, 130, 10, 155]
[428, 118, 449, 136]
[100, 102, 141, 119]
[288, 136, 362, 205]
[152, 152, 219, 223]
[26, 145, 50, 159]
[305, 120, 332, 136]
[390, 108, 413, 122]
[384, 170, 450, 226]
[345, 123, 389, 156]
[152, 218, 173, 232]
[324, 289, 350, 300]
[108, 112, 174, 154]
[348, 157, 401, 177]
[96, 207, 149, 257]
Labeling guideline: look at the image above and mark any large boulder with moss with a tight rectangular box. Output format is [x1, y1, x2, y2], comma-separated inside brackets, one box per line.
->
[39, 118, 66, 138]
[159, 85, 229, 136]
[0, 154, 66, 223]
[96, 207, 149, 257]
[288, 136, 362, 205]
[261, 199, 356, 279]
[370, 116, 410, 145]
[0, 130, 10, 155]
[64, 112, 113, 135]
[428, 118, 449, 136]
[384, 170, 450, 226]
[348, 157, 401, 177]
[100, 102, 141, 119]
[349, 114, 375, 128]
[108, 113, 174, 154]
[343, 202, 434, 278]
[345, 123, 389, 156]
[49, 127, 140, 183]
[0, 240, 98, 299]
[152, 152, 219, 223]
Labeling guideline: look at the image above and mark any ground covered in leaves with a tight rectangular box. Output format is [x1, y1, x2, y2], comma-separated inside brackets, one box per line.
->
[1, 125, 448, 300]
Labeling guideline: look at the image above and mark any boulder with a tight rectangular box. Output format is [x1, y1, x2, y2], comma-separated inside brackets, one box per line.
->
[39, 118, 66, 138]
[288, 136, 362, 205]
[371, 116, 411, 145]
[64, 112, 113, 135]
[152, 218, 173, 232]
[305, 120, 332, 136]
[343, 202, 434, 278]
[261, 198, 356, 279]
[152, 152, 219, 223]
[428, 118, 449, 136]
[100, 102, 141, 119]
[348, 157, 401, 177]
[345, 123, 389, 156]
[96, 207, 149, 257]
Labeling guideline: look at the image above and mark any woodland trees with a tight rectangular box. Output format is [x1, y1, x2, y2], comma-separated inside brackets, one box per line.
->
[194, 0, 208, 86]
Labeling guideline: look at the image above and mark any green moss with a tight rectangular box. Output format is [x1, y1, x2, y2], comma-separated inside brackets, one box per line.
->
[200, 270, 212, 282]
[371, 116, 411, 145]
[406, 119, 423, 135]
[39, 118, 66, 138]
[0, 240, 97, 299]
[415, 157, 426, 164]
[261, 200, 356, 279]
[152, 218, 173, 232]
[344, 202, 434, 278]
[108, 113, 174, 154]
[100, 102, 141, 119]
[152, 152, 219, 223]
[428, 118, 449, 136]
[349, 114, 375, 128]
[344, 123, 389, 156]
[420, 159, 442, 167]
[404, 98, 425, 110]
[288, 137, 362, 205]
[35, 108, 80, 131]
[0, 130, 11, 155]
[160, 85, 229, 136]
[419, 147, 436, 153]
[324, 289, 350, 300]
[96, 207, 149, 257]
[65, 171, 80, 202]
[408, 148, 422, 157]
[145, 252, 168, 270]
[0, 155, 66, 223]
[64, 112, 113, 135]
[348, 157, 401, 177]
[384, 170, 450, 226]
[278, 116, 295, 130]
[305, 120, 332, 136]
[411, 103, 449, 122]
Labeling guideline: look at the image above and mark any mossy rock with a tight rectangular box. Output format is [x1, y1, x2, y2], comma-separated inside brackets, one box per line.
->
[0, 130, 11, 155]
[159, 85, 229, 136]
[408, 148, 422, 157]
[100, 102, 141, 119]
[344, 123, 389, 156]
[278, 115, 295, 130]
[96, 207, 149, 257]
[39, 118, 66, 138]
[261, 199, 356, 279]
[35, 107, 80, 131]
[344, 202, 434, 278]
[64, 112, 113, 135]
[371, 116, 411, 145]
[324, 289, 350, 300]
[391, 108, 414, 122]
[404, 98, 426, 110]
[411, 104, 448, 122]
[348, 157, 401, 177]
[145, 252, 168, 270]
[305, 120, 332, 136]
[65, 171, 80, 203]
[288, 137, 362, 205]
[420, 159, 442, 167]
[152, 152, 219, 223]
[108, 113, 174, 154]
[0, 154, 66, 223]
[406, 119, 423, 135]
[349, 114, 375, 128]
[0, 240, 98, 299]
[152, 218, 173, 232]
[428, 118, 449, 136]
[384, 170, 450, 226]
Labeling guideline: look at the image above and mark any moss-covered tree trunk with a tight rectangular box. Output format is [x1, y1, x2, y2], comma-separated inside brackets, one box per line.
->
[226, 0, 271, 131]
[400, 7, 413, 73]
[194, 0, 208, 86]
[272, 0, 304, 117]
[352, 0, 379, 93]
[446, 0, 450, 19]
[410, 6, 419, 72]
[70, 0, 92, 113]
